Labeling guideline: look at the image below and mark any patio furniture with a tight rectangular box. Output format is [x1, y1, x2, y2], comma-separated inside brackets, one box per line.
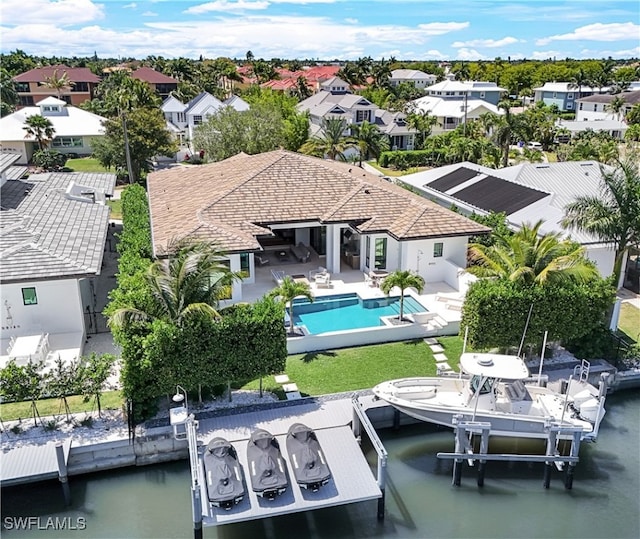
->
[271, 270, 285, 284]
[309, 267, 327, 280]
[291, 242, 311, 263]
[7, 334, 47, 363]
[256, 254, 270, 266]
[314, 273, 331, 288]
[364, 273, 375, 287]
[276, 250, 289, 262]
[370, 270, 389, 287]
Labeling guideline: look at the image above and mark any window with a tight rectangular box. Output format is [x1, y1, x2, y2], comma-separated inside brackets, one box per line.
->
[579, 103, 583, 110]
[52, 137, 83, 148]
[22, 287, 37, 305]
[177, 112, 186, 123]
[240, 253, 250, 278]
[374, 238, 387, 269]
[567, 93, 573, 99]
[567, 103, 573, 110]
[15, 82, 29, 93]
[355, 110, 371, 123]
[433, 242, 443, 258]
[193, 115, 203, 125]
[19, 96, 34, 106]
[552, 92, 557, 98]
[593, 104, 598, 112]
[479, 92, 485, 98]
[42, 105, 60, 113]
[72, 82, 89, 92]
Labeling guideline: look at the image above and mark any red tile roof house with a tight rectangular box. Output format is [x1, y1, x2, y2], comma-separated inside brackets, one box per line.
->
[12, 65, 101, 107]
[147, 150, 489, 314]
[130, 67, 178, 100]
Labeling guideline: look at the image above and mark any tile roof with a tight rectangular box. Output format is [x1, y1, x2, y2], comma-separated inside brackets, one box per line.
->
[130, 67, 178, 84]
[147, 150, 489, 255]
[13, 65, 101, 83]
[0, 173, 115, 282]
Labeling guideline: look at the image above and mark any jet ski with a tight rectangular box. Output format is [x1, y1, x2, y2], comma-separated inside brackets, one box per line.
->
[202, 437, 245, 509]
[247, 429, 288, 499]
[285, 423, 331, 492]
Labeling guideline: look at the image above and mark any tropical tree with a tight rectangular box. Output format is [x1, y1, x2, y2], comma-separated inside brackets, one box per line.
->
[298, 117, 355, 161]
[109, 240, 240, 328]
[607, 96, 626, 121]
[268, 276, 313, 335]
[0, 67, 18, 116]
[569, 67, 592, 100]
[380, 270, 425, 322]
[561, 159, 640, 285]
[492, 101, 518, 168]
[405, 107, 438, 149]
[467, 220, 600, 286]
[23, 114, 55, 150]
[80, 353, 116, 417]
[352, 121, 389, 165]
[43, 69, 74, 98]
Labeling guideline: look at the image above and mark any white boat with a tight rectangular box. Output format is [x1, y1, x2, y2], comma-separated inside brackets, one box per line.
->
[372, 352, 608, 441]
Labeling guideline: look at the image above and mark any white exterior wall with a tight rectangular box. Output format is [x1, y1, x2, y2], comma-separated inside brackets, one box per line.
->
[0, 142, 29, 164]
[585, 245, 615, 279]
[575, 102, 615, 122]
[1, 279, 85, 338]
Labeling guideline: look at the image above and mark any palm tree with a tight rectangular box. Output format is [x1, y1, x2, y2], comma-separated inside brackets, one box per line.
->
[405, 107, 438, 149]
[352, 121, 389, 165]
[109, 241, 240, 328]
[43, 69, 74, 98]
[467, 220, 600, 286]
[492, 100, 520, 168]
[380, 270, 425, 322]
[268, 277, 313, 335]
[561, 159, 640, 286]
[607, 96, 626, 121]
[299, 117, 355, 161]
[569, 68, 592, 100]
[23, 114, 55, 150]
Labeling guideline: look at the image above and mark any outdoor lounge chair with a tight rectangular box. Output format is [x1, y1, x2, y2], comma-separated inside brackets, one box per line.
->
[291, 242, 311, 263]
[314, 273, 331, 288]
[256, 254, 270, 266]
[309, 267, 327, 280]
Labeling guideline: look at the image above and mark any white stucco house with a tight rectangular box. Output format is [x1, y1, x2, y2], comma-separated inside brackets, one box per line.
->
[297, 77, 417, 151]
[161, 92, 250, 150]
[0, 97, 106, 165]
[147, 150, 489, 304]
[533, 82, 609, 112]
[402, 160, 631, 287]
[390, 69, 437, 89]
[0, 171, 116, 368]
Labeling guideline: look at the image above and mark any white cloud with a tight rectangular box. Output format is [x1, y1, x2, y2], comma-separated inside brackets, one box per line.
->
[531, 50, 563, 61]
[184, 1, 269, 14]
[0, 0, 104, 25]
[537, 22, 640, 45]
[417, 22, 469, 35]
[123, 2, 137, 8]
[142, 11, 158, 17]
[455, 47, 486, 61]
[423, 49, 446, 60]
[344, 18, 358, 24]
[452, 37, 521, 49]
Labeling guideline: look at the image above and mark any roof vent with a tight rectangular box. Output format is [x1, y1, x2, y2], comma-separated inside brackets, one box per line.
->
[364, 189, 370, 194]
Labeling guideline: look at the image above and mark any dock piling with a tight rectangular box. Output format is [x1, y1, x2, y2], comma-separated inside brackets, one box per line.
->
[55, 442, 71, 506]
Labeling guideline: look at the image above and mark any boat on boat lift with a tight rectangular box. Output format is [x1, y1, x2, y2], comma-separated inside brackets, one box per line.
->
[372, 351, 608, 441]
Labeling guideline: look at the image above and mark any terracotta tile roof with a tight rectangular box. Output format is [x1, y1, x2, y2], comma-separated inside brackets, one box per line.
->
[147, 150, 489, 255]
[130, 67, 178, 84]
[13, 65, 101, 83]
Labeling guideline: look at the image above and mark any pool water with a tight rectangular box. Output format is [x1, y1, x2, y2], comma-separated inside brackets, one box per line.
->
[292, 293, 427, 334]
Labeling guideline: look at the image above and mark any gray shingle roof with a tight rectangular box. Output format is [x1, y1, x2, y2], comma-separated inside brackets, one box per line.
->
[0, 172, 116, 282]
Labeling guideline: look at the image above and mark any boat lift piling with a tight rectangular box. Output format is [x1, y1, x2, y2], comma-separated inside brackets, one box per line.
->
[352, 396, 388, 521]
[55, 442, 71, 506]
[440, 419, 584, 489]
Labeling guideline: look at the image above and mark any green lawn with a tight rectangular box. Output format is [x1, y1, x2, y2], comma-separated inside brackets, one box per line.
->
[65, 157, 111, 173]
[618, 303, 640, 343]
[366, 161, 431, 177]
[241, 336, 465, 397]
[107, 197, 122, 219]
[1, 391, 123, 422]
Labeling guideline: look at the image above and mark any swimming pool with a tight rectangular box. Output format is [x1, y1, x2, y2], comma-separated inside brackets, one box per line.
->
[292, 293, 428, 334]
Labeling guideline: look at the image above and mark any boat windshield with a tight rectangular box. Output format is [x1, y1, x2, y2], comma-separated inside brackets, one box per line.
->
[470, 375, 495, 395]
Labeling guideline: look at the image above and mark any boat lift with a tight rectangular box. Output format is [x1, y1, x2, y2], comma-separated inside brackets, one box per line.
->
[437, 414, 585, 489]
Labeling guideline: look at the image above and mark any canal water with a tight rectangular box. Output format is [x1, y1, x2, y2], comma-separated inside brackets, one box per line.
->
[2, 391, 639, 539]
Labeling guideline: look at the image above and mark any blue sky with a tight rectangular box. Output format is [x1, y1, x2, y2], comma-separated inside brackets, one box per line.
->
[1, 0, 638, 61]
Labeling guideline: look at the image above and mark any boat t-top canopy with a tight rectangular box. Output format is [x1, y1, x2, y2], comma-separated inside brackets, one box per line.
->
[459, 353, 530, 380]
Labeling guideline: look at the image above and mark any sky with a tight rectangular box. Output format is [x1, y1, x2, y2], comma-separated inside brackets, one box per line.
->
[1, 0, 638, 62]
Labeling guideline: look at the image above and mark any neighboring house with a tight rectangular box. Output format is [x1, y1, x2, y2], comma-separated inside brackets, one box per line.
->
[161, 92, 250, 148]
[424, 80, 506, 106]
[402, 160, 632, 286]
[0, 172, 116, 368]
[130, 67, 178, 100]
[147, 150, 489, 303]
[410, 95, 502, 135]
[533, 82, 609, 112]
[576, 90, 640, 121]
[556, 118, 628, 140]
[297, 77, 417, 151]
[390, 69, 437, 89]
[12, 64, 101, 107]
[0, 97, 106, 164]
